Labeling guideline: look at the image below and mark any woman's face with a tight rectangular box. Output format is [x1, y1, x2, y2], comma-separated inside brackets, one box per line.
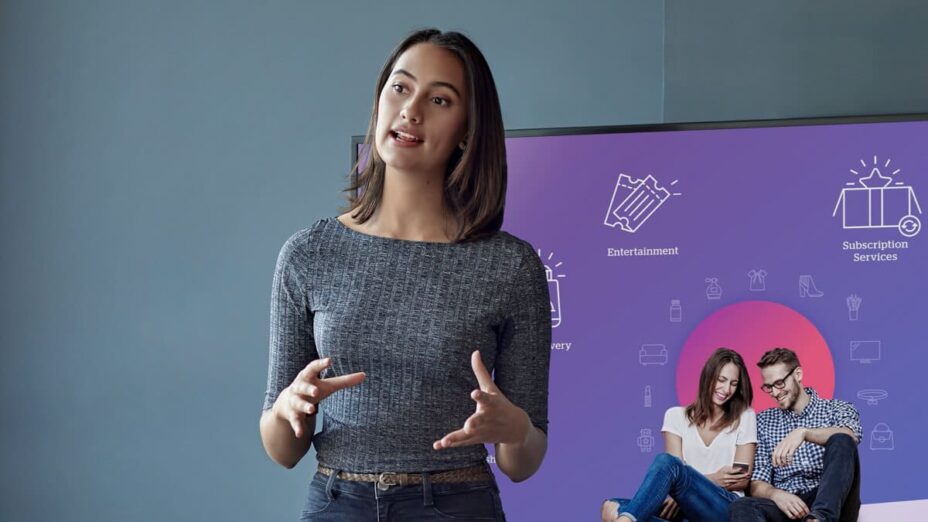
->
[374, 43, 469, 177]
[711, 362, 741, 407]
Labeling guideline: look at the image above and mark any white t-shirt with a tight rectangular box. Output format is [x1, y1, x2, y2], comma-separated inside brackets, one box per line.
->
[661, 406, 757, 477]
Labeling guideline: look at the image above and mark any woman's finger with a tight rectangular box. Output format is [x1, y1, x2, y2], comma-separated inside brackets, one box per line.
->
[471, 389, 495, 409]
[288, 381, 317, 399]
[287, 410, 304, 438]
[470, 351, 498, 393]
[300, 358, 332, 383]
[322, 371, 366, 393]
[433, 426, 482, 450]
[289, 394, 316, 415]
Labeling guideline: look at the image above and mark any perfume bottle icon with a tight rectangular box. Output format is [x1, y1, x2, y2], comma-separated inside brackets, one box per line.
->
[669, 300, 682, 322]
[546, 265, 562, 328]
[705, 278, 722, 300]
[644, 385, 652, 408]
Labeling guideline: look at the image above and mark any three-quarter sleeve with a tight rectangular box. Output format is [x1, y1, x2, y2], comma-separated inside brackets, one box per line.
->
[493, 244, 552, 434]
[262, 230, 318, 412]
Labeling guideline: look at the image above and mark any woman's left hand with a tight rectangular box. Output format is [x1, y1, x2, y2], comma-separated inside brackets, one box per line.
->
[658, 496, 680, 520]
[433, 351, 531, 450]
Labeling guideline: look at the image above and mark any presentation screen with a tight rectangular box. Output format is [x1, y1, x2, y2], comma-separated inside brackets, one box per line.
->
[355, 114, 927, 519]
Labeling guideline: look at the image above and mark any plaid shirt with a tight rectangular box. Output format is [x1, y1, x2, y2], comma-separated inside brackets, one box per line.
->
[752, 387, 862, 494]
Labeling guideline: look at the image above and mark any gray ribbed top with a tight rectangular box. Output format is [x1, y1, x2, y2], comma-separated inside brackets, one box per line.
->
[263, 217, 551, 472]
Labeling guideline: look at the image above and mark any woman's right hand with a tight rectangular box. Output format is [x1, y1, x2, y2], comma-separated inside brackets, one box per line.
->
[272, 357, 366, 438]
[711, 465, 751, 491]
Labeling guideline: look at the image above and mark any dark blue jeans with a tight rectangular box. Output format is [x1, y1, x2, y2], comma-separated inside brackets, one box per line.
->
[608, 453, 740, 522]
[728, 434, 861, 522]
[298, 465, 506, 521]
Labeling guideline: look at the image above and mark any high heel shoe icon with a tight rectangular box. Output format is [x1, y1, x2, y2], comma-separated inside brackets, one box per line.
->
[799, 275, 824, 298]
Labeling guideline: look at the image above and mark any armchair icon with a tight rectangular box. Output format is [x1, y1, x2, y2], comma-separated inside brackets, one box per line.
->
[639, 344, 669, 366]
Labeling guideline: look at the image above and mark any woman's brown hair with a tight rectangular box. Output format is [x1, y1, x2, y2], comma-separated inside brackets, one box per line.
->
[344, 28, 506, 242]
[685, 348, 754, 431]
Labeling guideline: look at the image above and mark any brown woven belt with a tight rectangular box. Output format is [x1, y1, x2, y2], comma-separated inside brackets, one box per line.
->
[317, 464, 491, 491]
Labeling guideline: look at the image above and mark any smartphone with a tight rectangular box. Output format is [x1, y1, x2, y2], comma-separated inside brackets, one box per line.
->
[733, 462, 750, 474]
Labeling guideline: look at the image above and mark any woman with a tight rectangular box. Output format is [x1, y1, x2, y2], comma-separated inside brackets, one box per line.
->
[259, 29, 551, 521]
[601, 348, 757, 522]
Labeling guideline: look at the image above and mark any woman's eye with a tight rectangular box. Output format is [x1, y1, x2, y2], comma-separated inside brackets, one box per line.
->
[392, 84, 406, 94]
[432, 96, 449, 106]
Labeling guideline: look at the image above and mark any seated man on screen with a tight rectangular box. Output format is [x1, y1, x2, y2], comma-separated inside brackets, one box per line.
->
[729, 348, 862, 522]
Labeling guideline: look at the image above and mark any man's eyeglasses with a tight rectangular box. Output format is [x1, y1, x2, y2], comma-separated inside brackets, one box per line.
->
[760, 366, 798, 394]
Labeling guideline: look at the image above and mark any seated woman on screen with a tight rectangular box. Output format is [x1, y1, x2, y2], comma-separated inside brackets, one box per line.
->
[601, 348, 757, 522]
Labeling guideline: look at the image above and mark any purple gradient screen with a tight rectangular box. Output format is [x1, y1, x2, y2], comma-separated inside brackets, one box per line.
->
[494, 119, 927, 519]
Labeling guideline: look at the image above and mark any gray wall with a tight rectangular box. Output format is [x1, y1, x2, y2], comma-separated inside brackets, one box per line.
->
[0, 1, 924, 521]
[664, 0, 928, 121]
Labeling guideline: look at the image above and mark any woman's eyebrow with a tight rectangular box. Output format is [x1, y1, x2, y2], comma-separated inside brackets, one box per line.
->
[392, 69, 462, 99]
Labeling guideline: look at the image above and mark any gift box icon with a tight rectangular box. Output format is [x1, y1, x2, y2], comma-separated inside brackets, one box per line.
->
[832, 163, 922, 237]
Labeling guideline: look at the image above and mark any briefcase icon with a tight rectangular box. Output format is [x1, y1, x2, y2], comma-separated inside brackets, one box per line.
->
[870, 422, 894, 451]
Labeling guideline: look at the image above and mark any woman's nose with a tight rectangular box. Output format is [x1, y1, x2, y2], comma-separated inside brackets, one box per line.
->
[401, 97, 423, 123]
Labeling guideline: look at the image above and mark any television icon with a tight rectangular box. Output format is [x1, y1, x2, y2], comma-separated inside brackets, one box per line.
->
[850, 340, 881, 363]
[639, 344, 669, 366]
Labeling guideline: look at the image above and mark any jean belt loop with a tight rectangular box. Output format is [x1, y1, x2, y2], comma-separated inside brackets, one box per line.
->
[324, 468, 340, 501]
[421, 471, 434, 507]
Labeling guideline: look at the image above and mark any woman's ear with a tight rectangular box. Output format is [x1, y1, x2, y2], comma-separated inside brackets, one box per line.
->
[459, 140, 467, 151]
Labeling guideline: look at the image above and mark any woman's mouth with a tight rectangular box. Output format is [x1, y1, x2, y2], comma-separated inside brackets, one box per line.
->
[714, 392, 728, 402]
[390, 130, 423, 144]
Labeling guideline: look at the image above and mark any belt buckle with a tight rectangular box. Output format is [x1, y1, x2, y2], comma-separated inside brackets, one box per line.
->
[376, 472, 397, 491]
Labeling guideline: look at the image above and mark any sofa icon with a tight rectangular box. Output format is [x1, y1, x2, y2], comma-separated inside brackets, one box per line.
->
[639, 344, 669, 366]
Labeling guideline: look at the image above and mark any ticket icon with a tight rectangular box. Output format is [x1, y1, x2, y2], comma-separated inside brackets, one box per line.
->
[605, 173, 676, 233]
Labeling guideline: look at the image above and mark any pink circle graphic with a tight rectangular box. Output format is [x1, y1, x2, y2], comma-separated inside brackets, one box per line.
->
[676, 301, 835, 412]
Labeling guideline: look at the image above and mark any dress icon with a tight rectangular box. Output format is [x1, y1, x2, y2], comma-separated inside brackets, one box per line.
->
[748, 269, 767, 292]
